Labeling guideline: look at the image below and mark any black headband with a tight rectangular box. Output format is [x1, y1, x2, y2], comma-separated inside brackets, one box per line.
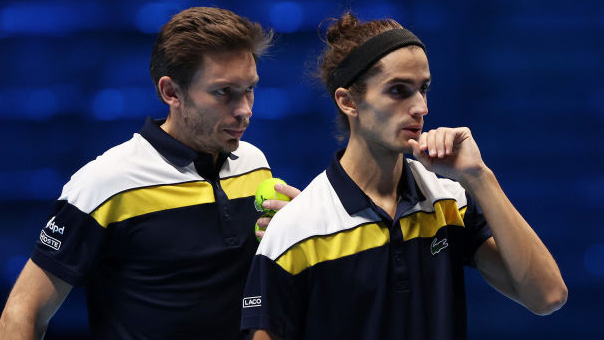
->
[326, 28, 425, 99]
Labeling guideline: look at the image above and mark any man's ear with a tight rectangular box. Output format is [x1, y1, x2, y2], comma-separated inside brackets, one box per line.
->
[334, 88, 357, 118]
[158, 76, 182, 107]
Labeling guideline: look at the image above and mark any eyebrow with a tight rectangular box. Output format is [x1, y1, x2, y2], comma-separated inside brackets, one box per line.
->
[384, 76, 432, 86]
[209, 77, 260, 89]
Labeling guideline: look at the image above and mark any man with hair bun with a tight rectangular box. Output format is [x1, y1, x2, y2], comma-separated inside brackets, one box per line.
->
[0, 7, 299, 340]
[241, 12, 567, 339]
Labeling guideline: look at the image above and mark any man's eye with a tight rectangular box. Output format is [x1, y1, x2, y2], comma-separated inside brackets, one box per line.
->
[389, 85, 412, 98]
[246, 85, 257, 93]
[215, 88, 230, 96]
[420, 83, 431, 94]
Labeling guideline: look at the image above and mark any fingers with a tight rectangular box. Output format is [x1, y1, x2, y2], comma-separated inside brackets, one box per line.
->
[261, 183, 301, 211]
[427, 129, 438, 157]
[409, 138, 432, 168]
[256, 183, 302, 240]
[262, 199, 287, 212]
[275, 183, 301, 200]
[419, 127, 464, 158]
[256, 215, 271, 228]
[409, 138, 423, 159]
[422, 128, 447, 158]
[443, 129, 455, 156]
[255, 216, 271, 240]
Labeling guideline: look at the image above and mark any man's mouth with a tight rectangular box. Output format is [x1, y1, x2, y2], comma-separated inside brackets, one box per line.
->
[402, 124, 422, 138]
[224, 128, 245, 138]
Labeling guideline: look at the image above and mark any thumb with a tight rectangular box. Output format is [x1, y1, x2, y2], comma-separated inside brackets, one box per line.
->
[408, 139, 431, 167]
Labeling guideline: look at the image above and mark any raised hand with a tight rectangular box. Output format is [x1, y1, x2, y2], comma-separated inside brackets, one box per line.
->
[408, 127, 487, 184]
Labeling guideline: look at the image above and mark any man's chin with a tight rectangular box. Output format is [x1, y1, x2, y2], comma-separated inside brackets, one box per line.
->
[401, 145, 414, 155]
[396, 141, 414, 155]
[223, 139, 240, 153]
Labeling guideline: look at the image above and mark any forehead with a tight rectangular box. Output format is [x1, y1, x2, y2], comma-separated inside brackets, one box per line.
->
[192, 50, 258, 86]
[370, 46, 430, 84]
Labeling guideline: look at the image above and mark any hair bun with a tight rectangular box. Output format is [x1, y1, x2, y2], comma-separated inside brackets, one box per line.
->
[325, 12, 359, 45]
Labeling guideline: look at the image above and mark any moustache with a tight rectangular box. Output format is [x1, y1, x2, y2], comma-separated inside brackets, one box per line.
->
[223, 120, 249, 130]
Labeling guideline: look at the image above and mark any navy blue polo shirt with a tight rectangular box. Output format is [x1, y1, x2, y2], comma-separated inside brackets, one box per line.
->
[241, 150, 492, 339]
[31, 117, 272, 339]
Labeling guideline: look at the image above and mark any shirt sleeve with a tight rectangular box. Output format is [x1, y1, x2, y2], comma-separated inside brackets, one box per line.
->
[462, 192, 493, 266]
[241, 254, 305, 339]
[31, 199, 107, 286]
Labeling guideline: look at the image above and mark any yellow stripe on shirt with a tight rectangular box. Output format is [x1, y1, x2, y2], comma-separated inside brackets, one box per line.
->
[91, 168, 272, 228]
[276, 222, 390, 275]
[91, 181, 215, 228]
[221, 168, 272, 199]
[399, 199, 467, 241]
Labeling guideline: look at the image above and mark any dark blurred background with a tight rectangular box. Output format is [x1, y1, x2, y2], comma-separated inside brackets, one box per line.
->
[1, 0, 603, 339]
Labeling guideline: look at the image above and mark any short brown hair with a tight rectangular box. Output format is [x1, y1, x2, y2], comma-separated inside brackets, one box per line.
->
[317, 12, 403, 140]
[150, 7, 273, 102]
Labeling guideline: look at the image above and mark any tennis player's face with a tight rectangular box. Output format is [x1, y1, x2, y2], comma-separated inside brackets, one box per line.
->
[179, 50, 258, 156]
[354, 46, 430, 154]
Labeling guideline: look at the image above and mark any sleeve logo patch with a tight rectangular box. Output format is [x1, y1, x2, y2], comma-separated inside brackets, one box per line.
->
[40, 230, 62, 250]
[44, 216, 65, 234]
[243, 296, 262, 308]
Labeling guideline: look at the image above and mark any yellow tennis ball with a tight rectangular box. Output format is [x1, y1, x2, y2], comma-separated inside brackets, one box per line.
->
[255, 221, 266, 242]
[254, 178, 290, 216]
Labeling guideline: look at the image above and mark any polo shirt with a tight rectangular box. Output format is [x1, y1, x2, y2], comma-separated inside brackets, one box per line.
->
[241, 150, 492, 339]
[31, 117, 272, 340]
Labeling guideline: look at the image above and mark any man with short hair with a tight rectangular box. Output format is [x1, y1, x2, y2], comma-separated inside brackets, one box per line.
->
[0, 7, 298, 340]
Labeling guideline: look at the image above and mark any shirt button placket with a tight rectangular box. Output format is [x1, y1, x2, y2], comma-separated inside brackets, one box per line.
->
[391, 220, 409, 292]
[214, 179, 237, 247]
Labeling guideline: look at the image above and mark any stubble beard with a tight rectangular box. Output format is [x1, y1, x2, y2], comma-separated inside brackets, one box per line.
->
[181, 103, 229, 155]
[358, 123, 413, 157]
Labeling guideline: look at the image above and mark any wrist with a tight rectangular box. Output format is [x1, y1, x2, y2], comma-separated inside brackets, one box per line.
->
[458, 165, 494, 192]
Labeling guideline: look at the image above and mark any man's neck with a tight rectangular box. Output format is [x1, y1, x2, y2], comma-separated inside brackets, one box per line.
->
[339, 138, 404, 218]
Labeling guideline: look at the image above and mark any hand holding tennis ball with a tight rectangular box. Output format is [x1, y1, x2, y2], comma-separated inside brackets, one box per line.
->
[254, 178, 291, 216]
[254, 178, 300, 241]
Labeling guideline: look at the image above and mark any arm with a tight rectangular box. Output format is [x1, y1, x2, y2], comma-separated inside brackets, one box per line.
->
[464, 169, 567, 314]
[410, 127, 567, 315]
[255, 183, 301, 240]
[250, 329, 284, 340]
[0, 259, 72, 339]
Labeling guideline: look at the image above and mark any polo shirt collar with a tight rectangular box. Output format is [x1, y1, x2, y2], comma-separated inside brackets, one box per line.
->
[138, 116, 237, 169]
[325, 149, 424, 216]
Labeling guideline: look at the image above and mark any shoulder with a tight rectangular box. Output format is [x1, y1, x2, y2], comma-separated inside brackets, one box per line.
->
[60, 134, 191, 213]
[256, 172, 331, 257]
[257, 171, 377, 259]
[234, 141, 267, 161]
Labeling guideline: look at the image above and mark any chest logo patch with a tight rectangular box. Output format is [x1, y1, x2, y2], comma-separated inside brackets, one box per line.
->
[431, 237, 448, 255]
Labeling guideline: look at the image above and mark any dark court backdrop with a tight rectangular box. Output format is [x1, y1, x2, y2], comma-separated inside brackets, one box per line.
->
[1, 0, 603, 339]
